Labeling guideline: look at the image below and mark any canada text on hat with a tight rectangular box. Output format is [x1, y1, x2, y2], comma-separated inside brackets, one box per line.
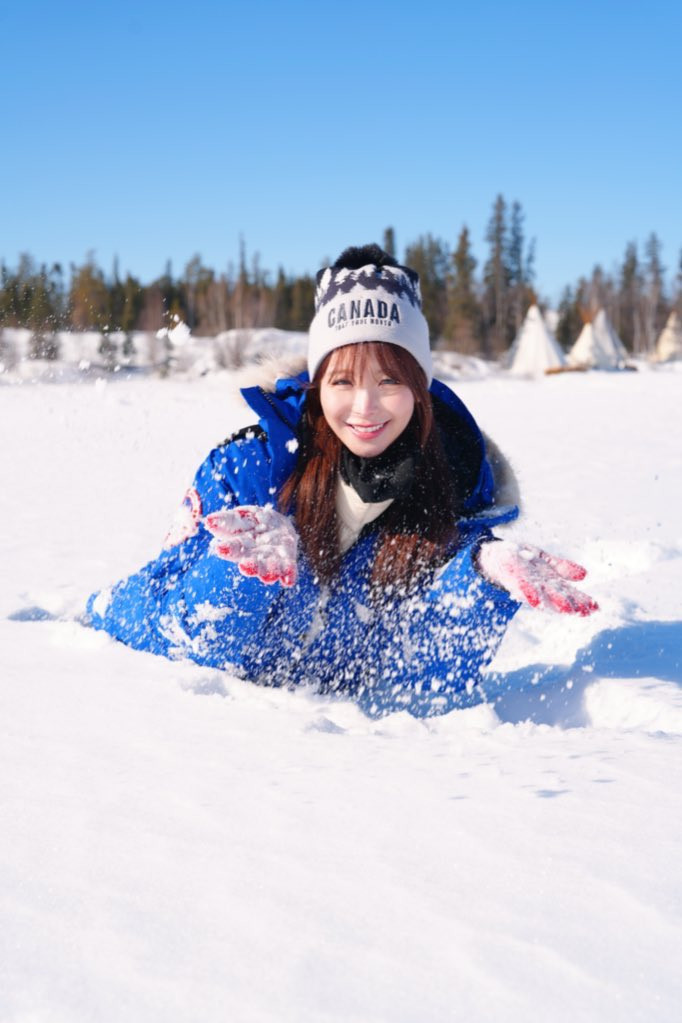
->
[308, 262, 433, 384]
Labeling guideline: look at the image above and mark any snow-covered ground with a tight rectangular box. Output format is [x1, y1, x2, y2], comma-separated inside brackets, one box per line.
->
[1, 360, 681, 1022]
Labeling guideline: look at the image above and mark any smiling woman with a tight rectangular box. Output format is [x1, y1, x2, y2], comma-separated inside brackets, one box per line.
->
[86, 243, 597, 716]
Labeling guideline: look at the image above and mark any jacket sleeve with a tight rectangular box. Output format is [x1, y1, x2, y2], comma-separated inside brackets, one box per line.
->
[85, 431, 285, 668]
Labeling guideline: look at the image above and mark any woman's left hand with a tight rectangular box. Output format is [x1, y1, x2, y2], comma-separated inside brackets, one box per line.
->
[476, 540, 599, 615]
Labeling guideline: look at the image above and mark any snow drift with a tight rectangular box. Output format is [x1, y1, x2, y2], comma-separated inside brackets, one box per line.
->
[1, 362, 681, 1022]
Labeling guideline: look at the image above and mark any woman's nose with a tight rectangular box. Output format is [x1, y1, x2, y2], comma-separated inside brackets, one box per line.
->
[352, 387, 377, 414]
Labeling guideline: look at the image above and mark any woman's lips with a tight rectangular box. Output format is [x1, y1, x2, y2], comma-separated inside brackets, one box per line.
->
[346, 422, 388, 437]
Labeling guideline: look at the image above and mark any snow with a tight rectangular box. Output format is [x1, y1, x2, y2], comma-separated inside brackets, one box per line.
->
[156, 318, 192, 347]
[1, 362, 682, 1021]
[0, 325, 309, 377]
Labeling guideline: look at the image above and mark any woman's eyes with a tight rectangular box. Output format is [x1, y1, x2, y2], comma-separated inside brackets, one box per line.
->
[328, 376, 402, 387]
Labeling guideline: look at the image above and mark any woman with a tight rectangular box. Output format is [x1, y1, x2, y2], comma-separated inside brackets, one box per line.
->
[87, 244, 596, 716]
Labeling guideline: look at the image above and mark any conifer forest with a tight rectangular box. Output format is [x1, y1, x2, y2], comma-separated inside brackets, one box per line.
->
[2, 195, 680, 361]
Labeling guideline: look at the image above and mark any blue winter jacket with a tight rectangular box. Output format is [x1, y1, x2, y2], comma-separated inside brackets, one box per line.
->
[87, 373, 520, 717]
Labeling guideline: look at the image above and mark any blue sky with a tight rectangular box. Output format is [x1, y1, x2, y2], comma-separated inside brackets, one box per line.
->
[2, 0, 680, 305]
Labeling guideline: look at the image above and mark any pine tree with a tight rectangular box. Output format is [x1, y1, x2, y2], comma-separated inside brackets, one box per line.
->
[112, 273, 143, 361]
[28, 264, 60, 359]
[382, 227, 396, 259]
[556, 286, 583, 351]
[158, 261, 185, 326]
[404, 234, 449, 343]
[183, 255, 205, 330]
[642, 233, 666, 353]
[69, 256, 111, 331]
[4, 254, 41, 326]
[288, 275, 315, 332]
[0, 255, 59, 333]
[482, 195, 513, 356]
[231, 237, 250, 330]
[183, 255, 227, 333]
[616, 242, 643, 353]
[250, 251, 276, 328]
[507, 201, 534, 333]
[444, 226, 480, 353]
[273, 267, 292, 330]
[0, 261, 17, 326]
[587, 264, 614, 317]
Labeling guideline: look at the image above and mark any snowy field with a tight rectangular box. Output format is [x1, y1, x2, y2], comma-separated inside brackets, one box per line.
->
[1, 360, 682, 1022]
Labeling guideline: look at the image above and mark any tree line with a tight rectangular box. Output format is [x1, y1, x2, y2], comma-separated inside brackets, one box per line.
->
[2, 195, 680, 360]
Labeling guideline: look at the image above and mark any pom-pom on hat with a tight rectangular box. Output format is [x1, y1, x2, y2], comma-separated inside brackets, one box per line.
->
[308, 244, 433, 385]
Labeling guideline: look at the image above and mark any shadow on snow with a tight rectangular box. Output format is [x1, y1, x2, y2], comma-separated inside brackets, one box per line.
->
[483, 619, 682, 728]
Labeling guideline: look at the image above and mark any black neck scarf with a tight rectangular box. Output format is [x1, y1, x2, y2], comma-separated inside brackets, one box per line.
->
[339, 426, 422, 504]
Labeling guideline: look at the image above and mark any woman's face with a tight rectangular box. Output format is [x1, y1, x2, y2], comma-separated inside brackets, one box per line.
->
[319, 347, 415, 457]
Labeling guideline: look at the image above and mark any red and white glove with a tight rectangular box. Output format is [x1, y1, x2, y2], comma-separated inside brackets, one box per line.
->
[204, 506, 298, 587]
[477, 540, 599, 616]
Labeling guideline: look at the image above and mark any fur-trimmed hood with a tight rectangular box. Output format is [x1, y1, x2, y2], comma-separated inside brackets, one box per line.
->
[480, 433, 520, 513]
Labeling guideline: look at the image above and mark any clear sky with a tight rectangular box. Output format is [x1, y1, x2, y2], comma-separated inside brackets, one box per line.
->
[2, 0, 681, 305]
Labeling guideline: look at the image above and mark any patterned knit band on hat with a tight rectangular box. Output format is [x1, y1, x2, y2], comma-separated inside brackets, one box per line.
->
[308, 255, 433, 385]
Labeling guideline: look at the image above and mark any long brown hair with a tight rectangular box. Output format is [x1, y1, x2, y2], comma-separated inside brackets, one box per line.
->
[279, 342, 460, 592]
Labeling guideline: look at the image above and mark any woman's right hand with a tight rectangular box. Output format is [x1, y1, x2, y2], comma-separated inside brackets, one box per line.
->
[204, 506, 298, 588]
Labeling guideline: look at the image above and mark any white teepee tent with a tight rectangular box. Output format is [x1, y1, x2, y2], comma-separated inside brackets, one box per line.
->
[506, 304, 566, 376]
[653, 311, 682, 362]
[568, 308, 628, 369]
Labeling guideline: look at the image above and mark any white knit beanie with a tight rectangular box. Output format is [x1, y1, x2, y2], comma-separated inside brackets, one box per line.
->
[308, 259, 433, 385]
